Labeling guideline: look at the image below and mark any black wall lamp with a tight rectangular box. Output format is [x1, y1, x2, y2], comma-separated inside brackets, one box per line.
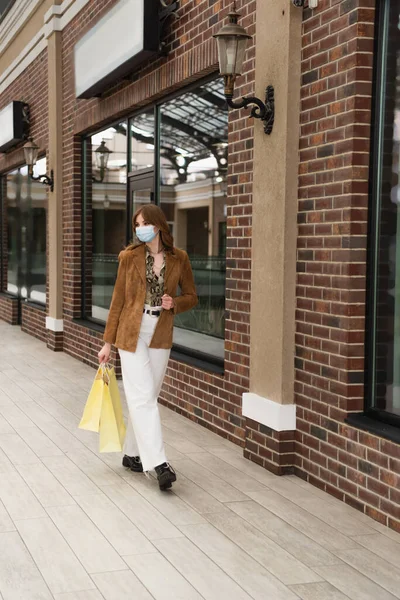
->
[214, 5, 274, 135]
[23, 138, 54, 192]
[93, 140, 112, 183]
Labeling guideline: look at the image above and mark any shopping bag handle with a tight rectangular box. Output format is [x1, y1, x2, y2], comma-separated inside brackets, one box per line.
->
[100, 363, 112, 384]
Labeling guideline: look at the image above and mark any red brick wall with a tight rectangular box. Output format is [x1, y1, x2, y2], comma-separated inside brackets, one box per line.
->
[21, 303, 46, 343]
[0, 51, 48, 325]
[0, 294, 19, 325]
[0, 51, 48, 174]
[61, 0, 256, 446]
[295, 0, 400, 533]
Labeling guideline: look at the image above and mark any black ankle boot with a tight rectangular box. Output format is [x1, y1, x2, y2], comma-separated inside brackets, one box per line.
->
[155, 462, 177, 491]
[122, 455, 143, 473]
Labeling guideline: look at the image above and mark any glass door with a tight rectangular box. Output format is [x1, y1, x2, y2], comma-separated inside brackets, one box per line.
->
[128, 168, 155, 242]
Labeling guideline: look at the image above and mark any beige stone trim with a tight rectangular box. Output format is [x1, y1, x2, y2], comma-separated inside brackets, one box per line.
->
[47, 29, 63, 320]
[0, 0, 90, 93]
[249, 0, 302, 406]
[243, 392, 296, 431]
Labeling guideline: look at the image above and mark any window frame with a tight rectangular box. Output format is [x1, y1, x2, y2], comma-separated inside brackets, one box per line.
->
[364, 0, 400, 428]
[80, 74, 226, 371]
[0, 161, 47, 306]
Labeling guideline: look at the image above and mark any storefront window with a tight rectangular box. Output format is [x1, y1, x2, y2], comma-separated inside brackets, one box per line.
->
[368, 1, 400, 421]
[1, 161, 47, 304]
[84, 124, 127, 322]
[82, 79, 228, 362]
[160, 80, 228, 359]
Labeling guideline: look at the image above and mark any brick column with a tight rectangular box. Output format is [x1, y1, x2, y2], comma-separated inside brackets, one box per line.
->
[243, 0, 302, 474]
[45, 7, 64, 351]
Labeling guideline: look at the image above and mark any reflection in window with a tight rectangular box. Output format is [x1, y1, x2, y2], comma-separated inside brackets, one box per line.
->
[369, 2, 400, 418]
[3, 161, 47, 303]
[130, 111, 155, 173]
[129, 111, 155, 221]
[160, 80, 228, 358]
[82, 79, 228, 360]
[85, 124, 127, 322]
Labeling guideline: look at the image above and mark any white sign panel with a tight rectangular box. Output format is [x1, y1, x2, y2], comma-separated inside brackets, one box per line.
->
[0, 101, 28, 153]
[74, 0, 159, 99]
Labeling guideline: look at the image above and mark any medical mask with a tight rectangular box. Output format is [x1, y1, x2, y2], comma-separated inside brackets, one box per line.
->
[136, 225, 157, 243]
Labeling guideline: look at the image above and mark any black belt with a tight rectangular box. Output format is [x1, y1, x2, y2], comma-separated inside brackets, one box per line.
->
[143, 308, 161, 317]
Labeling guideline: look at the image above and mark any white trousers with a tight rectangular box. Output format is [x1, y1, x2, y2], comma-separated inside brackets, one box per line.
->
[119, 311, 170, 472]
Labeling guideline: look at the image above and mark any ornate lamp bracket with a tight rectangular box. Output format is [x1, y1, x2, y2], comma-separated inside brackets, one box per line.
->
[226, 85, 275, 135]
[29, 169, 54, 192]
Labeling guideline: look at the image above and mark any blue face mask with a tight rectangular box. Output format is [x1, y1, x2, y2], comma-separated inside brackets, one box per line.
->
[136, 225, 157, 243]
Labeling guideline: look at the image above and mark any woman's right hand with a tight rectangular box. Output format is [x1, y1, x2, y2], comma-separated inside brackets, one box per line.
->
[98, 343, 111, 364]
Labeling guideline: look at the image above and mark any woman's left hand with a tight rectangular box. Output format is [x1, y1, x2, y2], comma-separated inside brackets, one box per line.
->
[162, 294, 175, 310]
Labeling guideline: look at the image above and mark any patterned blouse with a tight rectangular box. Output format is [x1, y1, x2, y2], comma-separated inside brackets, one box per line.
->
[145, 248, 166, 307]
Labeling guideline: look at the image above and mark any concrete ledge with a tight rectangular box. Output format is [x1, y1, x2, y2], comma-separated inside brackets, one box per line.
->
[242, 392, 296, 432]
[46, 317, 64, 332]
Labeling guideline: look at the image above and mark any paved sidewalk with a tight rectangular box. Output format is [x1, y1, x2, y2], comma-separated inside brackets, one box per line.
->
[0, 321, 400, 600]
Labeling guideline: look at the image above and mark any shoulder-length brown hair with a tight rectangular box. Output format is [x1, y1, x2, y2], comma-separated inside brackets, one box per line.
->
[127, 204, 174, 252]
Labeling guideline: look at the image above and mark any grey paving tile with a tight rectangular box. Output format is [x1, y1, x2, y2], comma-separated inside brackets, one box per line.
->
[172, 457, 248, 503]
[289, 581, 353, 600]
[335, 547, 400, 598]
[16, 517, 95, 594]
[228, 500, 339, 567]
[0, 414, 15, 434]
[13, 425, 64, 457]
[47, 505, 126, 574]
[17, 401, 59, 427]
[0, 432, 40, 466]
[0, 470, 46, 520]
[15, 463, 76, 508]
[155, 536, 253, 599]
[42, 456, 101, 496]
[64, 449, 122, 487]
[161, 426, 204, 454]
[206, 446, 280, 485]
[0, 375, 34, 404]
[183, 452, 268, 493]
[31, 421, 85, 453]
[125, 552, 203, 600]
[352, 533, 400, 568]
[0, 498, 14, 533]
[0, 531, 53, 599]
[248, 489, 361, 551]
[0, 448, 15, 475]
[92, 570, 154, 600]
[162, 416, 241, 451]
[124, 471, 207, 526]
[205, 511, 322, 585]
[54, 592, 104, 600]
[0, 393, 14, 408]
[73, 493, 156, 555]
[315, 563, 398, 600]
[263, 484, 375, 537]
[180, 523, 299, 599]
[2, 322, 400, 600]
[168, 472, 233, 516]
[101, 482, 183, 541]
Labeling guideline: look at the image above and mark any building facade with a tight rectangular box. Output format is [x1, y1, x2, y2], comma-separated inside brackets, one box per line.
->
[1, 0, 400, 532]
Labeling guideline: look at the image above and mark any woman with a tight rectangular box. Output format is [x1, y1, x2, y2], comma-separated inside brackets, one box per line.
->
[98, 205, 198, 491]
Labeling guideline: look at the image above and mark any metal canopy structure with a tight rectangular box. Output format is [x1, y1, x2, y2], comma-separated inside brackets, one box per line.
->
[112, 79, 228, 181]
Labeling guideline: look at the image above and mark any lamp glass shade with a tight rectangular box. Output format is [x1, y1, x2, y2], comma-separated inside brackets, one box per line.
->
[216, 34, 249, 76]
[23, 138, 39, 167]
[95, 141, 112, 170]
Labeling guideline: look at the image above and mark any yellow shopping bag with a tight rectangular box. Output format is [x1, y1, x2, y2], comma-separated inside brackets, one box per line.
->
[79, 365, 126, 453]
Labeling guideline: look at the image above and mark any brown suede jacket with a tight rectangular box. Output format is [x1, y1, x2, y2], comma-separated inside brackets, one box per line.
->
[103, 243, 198, 352]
